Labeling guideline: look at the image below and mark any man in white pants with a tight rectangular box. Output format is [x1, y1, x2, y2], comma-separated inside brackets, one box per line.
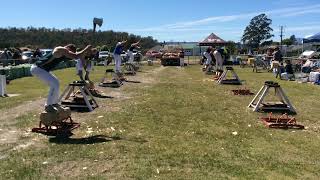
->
[30, 44, 92, 112]
[77, 48, 97, 81]
[203, 47, 213, 72]
[128, 41, 140, 64]
[179, 50, 185, 67]
[113, 40, 127, 74]
[213, 48, 224, 76]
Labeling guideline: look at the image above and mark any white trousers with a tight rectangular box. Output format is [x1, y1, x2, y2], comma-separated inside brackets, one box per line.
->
[281, 73, 294, 80]
[76, 59, 92, 72]
[214, 51, 223, 71]
[30, 65, 59, 106]
[127, 51, 134, 64]
[204, 52, 212, 65]
[113, 54, 122, 73]
[180, 58, 184, 66]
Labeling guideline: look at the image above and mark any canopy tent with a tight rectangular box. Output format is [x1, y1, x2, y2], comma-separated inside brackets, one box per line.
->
[199, 33, 227, 47]
[198, 33, 229, 57]
[303, 32, 320, 43]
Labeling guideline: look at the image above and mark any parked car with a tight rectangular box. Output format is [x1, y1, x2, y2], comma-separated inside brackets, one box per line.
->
[98, 51, 109, 59]
[40, 49, 53, 57]
[121, 51, 129, 63]
[0, 50, 13, 59]
[133, 50, 143, 62]
[22, 51, 33, 61]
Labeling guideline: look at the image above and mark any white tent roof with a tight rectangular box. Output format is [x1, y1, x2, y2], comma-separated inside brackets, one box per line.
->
[304, 32, 320, 43]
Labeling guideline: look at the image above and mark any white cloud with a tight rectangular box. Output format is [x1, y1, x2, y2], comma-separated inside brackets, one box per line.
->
[129, 3, 320, 33]
[286, 25, 320, 32]
[125, 3, 320, 41]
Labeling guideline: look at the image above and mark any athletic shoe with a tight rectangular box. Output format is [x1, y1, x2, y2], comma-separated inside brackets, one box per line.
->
[45, 105, 58, 113]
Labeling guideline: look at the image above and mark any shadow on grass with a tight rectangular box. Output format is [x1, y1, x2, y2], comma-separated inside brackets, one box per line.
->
[96, 95, 114, 99]
[124, 80, 142, 84]
[49, 135, 148, 145]
[48, 135, 121, 145]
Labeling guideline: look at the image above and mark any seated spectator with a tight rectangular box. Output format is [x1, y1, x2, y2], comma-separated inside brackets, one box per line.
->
[302, 59, 313, 73]
[281, 60, 295, 80]
[33, 48, 43, 58]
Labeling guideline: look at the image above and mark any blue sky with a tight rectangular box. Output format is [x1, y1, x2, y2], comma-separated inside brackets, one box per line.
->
[1, 0, 320, 42]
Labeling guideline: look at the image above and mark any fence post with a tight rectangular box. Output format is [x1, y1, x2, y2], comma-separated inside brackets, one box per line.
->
[0, 75, 6, 97]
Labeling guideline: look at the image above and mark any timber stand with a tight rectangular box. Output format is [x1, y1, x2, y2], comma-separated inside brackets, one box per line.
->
[59, 81, 99, 112]
[232, 88, 254, 96]
[99, 69, 123, 88]
[217, 67, 241, 85]
[248, 81, 296, 114]
[32, 116, 80, 136]
[123, 63, 136, 75]
[260, 113, 304, 129]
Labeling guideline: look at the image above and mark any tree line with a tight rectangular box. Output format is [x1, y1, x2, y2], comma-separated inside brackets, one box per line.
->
[0, 27, 159, 53]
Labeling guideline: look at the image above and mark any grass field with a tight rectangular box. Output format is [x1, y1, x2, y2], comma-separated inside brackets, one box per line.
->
[1, 64, 320, 179]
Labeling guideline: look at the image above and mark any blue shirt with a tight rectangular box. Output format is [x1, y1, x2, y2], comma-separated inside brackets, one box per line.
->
[114, 43, 123, 55]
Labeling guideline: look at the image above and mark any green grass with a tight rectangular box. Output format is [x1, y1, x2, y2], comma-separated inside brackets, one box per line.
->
[1, 65, 320, 179]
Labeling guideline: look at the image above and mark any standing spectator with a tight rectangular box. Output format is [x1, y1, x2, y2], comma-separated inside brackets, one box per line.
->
[273, 47, 283, 63]
[12, 49, 22, 59]
[179, 49, 185, 67]
[0, 49, 12, 67]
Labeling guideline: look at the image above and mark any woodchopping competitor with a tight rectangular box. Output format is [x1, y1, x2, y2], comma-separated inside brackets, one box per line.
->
[113, 40, 127, 74]
[127, 41, 141, 64]
[30, 44, 92, 113]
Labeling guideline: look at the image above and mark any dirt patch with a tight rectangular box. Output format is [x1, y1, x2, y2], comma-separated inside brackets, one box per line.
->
[0, 66, 167, 160]
[129, 65, 167, 84]
[0, 99, 45, 126]
[47, 160, 116, 178]
[0, 98, 45, 156]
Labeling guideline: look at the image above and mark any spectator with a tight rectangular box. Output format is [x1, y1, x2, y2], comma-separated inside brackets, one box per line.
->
[33, 48, 43, 58]
[179, 49, 185, 67]
[12, 49, 22, 59]
[302, 59, 313, 73]
[0, 49, 12, 67]
[273, 47, 283, 63]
